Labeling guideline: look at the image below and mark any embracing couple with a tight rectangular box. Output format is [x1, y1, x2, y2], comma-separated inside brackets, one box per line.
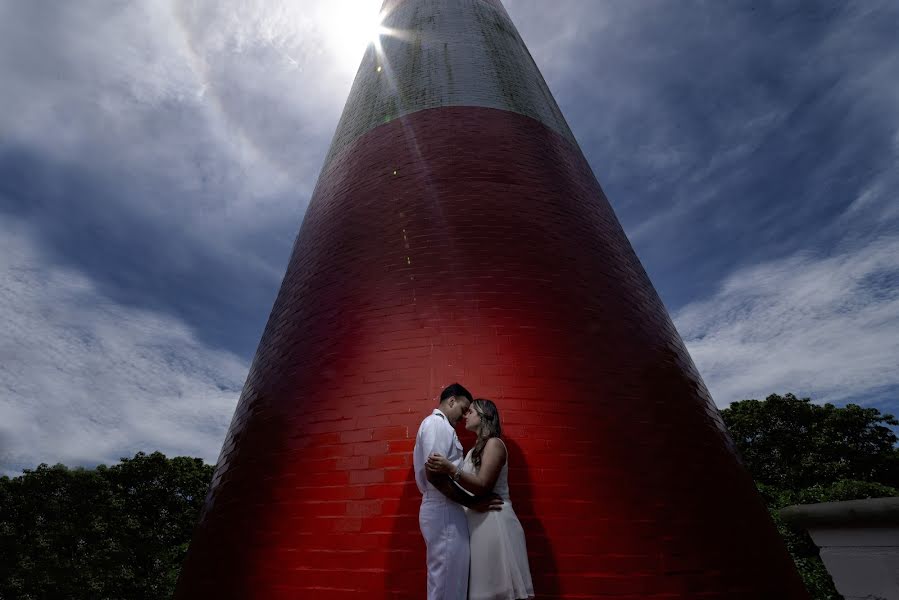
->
[413, 383, 535, 600]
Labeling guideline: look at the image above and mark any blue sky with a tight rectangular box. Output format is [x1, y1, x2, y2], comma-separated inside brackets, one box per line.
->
[1, 0, 897, 475]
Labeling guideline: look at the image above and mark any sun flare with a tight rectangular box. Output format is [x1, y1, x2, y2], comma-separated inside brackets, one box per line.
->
[318, 1, 388, 73]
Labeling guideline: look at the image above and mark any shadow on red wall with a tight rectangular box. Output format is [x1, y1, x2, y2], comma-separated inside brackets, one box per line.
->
[386, 437, 559, 599]
[505, 435, 560, 599]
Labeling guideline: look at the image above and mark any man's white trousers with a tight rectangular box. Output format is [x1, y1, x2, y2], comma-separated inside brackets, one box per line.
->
[419, 497, 470, 600]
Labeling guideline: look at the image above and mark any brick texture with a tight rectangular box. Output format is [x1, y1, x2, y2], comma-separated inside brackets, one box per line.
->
[174, 106, 810, 599]
[323, 0, 575, 169]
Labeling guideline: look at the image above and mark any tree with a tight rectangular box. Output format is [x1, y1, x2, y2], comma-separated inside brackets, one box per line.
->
[722, 393, 899, 490]
[722, 394, 899, 600]
[0, 452, 213, 600]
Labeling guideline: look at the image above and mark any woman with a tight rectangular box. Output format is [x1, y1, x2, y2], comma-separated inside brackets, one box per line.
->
[427, 398, 535, 600]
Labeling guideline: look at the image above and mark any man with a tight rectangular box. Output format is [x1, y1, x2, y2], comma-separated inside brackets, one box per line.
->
[413, 383, 502, 600]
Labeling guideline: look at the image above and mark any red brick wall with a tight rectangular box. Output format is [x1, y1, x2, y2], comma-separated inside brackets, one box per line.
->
[175, 106, 809, 599]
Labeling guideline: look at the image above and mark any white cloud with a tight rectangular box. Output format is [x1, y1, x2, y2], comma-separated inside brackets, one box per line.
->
[1, 0, 896, 473]
[675, 234, 899, 407]
[0, 1, 381, 248]
[0, 221, 249, 476]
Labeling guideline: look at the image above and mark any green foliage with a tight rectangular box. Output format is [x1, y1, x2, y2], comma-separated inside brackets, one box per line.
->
[722, 394, 899, 600]
[722, 393, 899, 490]
[757, 479, 899, 600]
[0, 452, 213, 600]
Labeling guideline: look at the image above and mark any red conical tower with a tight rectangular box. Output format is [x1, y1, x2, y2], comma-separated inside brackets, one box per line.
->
[176, 1, 810, 598]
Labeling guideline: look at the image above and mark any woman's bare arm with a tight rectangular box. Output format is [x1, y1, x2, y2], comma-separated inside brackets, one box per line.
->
[425, 469, 503, 511]
[450, 438, 506, 496]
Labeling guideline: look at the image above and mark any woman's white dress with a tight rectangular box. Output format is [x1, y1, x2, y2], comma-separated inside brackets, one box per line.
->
[462, 440, 535, 600]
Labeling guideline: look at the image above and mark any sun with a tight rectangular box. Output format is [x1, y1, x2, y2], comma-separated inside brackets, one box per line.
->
[317, 1, 388, 74]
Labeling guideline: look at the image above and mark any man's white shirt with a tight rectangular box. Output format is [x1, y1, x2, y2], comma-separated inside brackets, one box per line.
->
[413, 408, 464, 497]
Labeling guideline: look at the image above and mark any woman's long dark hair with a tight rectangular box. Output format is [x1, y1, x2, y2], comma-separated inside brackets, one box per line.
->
[470, 398, 502, 471]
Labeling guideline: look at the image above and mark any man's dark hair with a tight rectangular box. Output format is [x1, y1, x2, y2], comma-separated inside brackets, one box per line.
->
[439, 383, 473, 405]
